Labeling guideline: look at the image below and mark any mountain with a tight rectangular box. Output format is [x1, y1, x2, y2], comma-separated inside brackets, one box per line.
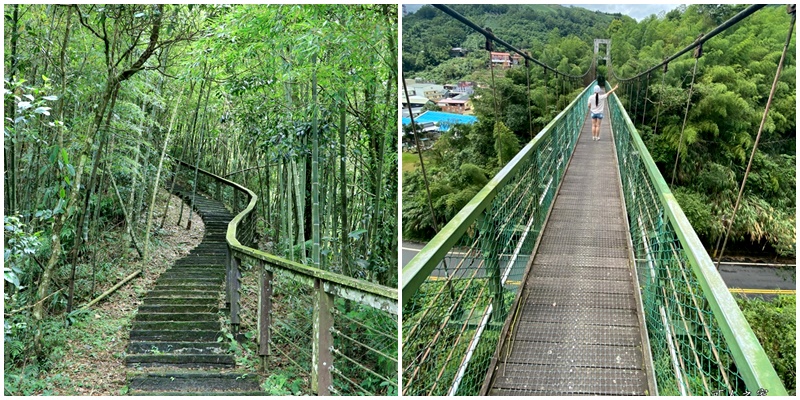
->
[402, 4, 626, 78]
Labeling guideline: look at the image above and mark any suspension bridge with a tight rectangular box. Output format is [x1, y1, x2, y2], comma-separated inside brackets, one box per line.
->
[124, 160, 398, 395]
[402, 4, 793, 396]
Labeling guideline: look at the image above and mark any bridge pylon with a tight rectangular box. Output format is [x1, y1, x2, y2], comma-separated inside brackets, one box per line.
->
[593, 39, 611, 82]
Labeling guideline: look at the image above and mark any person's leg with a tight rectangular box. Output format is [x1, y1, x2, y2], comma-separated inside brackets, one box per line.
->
[591, 118, 599, 139]
[597, 117, 602, 140]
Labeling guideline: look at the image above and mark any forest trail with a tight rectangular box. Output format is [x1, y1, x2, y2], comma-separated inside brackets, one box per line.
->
[124, 187, 263, 395]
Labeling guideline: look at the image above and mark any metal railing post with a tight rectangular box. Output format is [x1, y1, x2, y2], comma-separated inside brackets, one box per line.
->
[230, 255, 241, 335]
[258, 259, 272, 372]
[312, 278, 333, 395]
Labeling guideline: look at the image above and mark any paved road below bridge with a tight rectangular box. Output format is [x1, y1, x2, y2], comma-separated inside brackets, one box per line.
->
[403, 242, 796, 297]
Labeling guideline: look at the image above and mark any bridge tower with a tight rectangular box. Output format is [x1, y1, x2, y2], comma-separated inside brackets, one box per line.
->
[593, 39, 611, 82]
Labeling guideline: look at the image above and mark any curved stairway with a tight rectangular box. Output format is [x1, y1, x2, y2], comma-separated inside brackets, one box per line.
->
[124, 187, 263, 395]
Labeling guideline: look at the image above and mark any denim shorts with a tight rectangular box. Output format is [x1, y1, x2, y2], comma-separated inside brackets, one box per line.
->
[591, 112, 604, 119]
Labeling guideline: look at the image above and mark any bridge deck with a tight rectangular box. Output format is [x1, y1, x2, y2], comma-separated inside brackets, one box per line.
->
[488, 110, 651, 395]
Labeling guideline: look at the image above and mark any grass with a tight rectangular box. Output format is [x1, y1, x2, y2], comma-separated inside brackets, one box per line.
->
[402, 151, 420, 172]
[403, 150, 437, 173]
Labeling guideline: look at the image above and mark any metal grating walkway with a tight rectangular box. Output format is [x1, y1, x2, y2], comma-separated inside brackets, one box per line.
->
[487, 108, 651, 396]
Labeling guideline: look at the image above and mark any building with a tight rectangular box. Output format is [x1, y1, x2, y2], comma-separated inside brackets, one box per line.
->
[490, 52, 523, 69]
[436, 94, 472, 114]
[449, 47, 469, 57]
[405, 79, 447, 102]
[451, 81, 475, 95]
[401, 95, 432, 118]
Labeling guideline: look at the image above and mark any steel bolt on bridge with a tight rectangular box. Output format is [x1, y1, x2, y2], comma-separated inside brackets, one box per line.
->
[401, 4, 792, 396]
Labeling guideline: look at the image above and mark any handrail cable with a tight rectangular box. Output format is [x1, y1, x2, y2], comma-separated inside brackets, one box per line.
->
[612, 4, 765, 82]
[715, 7, 796, 270]
[432, 4, 590, 80]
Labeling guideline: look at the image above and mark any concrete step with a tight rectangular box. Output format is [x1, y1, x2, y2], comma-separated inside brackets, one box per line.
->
[127, 341, 225, 354]
[137, 305, 218, 314]
[134, 312, 218, 322]
[130, 329, 223, 342]
[127, 371, 261, 393]
[156, 278, 222, 286]
[142, 297, 217, 306]
[174, 258, 227, 266]
[132, 321, 220, 332]
[146, 290, 220, 298]
[129, 391, 266, 396]
[166, 264, 224, 269]
[125, 353, 235, 368]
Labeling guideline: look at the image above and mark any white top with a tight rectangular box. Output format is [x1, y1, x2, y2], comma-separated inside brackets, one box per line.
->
[588, 92, 609, 115]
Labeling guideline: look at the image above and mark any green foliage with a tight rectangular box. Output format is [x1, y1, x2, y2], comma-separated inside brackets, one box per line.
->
[262, 373, 303, 396]
[736, 295, 796, 395]
[4, 216, 42, 291]
[493, 121, 520, 165]
[621, 5, 795, 257]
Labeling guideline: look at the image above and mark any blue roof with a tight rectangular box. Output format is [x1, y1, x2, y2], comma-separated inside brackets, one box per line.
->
[402, 111, 477, 131]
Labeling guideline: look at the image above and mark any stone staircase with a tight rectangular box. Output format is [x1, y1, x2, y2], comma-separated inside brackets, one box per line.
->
[124, 187, 263, 395]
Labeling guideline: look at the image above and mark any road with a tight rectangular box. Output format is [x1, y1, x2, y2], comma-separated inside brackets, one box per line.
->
[402, 242, 796, 296]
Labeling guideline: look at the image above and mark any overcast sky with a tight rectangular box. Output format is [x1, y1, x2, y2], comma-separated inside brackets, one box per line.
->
[404, 4, 682, 22]
[569, 4, 680, 21]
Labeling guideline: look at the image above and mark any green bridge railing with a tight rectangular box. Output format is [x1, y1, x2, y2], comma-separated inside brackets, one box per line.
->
[402, 84, 592, 395]
[609, 92, 787, 396]
[174, 160, 398, 396]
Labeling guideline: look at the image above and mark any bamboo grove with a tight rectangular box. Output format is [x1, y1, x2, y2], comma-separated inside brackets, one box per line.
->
[4, 3, 397, 375]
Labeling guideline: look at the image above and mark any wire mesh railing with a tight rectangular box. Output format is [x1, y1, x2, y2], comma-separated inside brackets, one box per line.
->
[172, 159, 398, 396]
[608, 92, 787, 396]
[401, 83, 593, 396]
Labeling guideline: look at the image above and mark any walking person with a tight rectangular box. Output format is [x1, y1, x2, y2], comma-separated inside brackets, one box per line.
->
[588, 83, 619, 141]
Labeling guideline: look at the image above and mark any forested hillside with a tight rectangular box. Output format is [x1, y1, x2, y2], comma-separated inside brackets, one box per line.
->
[402, 4, 795, 262]
[403, 4, 619, 81]
[5, 4, 397, 394]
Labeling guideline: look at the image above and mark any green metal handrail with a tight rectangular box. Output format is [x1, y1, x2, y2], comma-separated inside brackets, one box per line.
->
[173, 159, 398, 396]
[608, 92, 787, 396]
[402, 83, 593, 395]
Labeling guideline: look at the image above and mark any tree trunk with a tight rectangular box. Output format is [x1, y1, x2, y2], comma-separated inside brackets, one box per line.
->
[143, 100, 180, 268]
[339, 99, 349, 277]
[311, 55, 320, 268]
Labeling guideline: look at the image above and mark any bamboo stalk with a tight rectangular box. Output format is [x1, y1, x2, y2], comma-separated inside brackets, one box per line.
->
[80, 270, 140, 309]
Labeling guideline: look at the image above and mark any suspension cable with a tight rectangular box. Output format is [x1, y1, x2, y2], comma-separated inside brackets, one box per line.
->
[525, 57, 533, 138]
[432, 4, 590, 80]
[543, 68, 548, 117]
[641, 73, 650, 126]
[670, 43, 701, 186]
[653, 63, 668, 135]
[715, 8, 796, 269]
[402, 76, 441, 233]
[486, 29, 500, 120]
[613, 4, 765, 82]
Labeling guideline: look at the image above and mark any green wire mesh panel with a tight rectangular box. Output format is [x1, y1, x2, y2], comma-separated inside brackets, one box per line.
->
[402, 85, 592, 396]
[609, 95, 786, 396]
[330, 301, 398, 395]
